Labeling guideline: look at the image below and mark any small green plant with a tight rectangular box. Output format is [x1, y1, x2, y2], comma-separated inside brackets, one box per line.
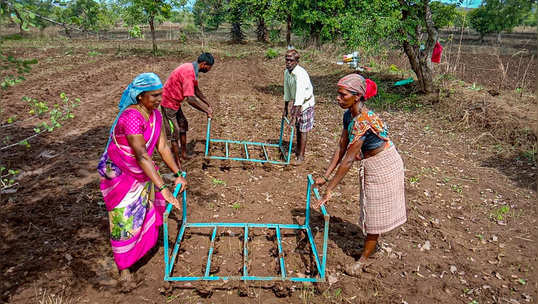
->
[87, 50, 102, 57]
[231, 202, 241, 210]
[24, 96, 49, 116]
[409, 176, 420, 184]
[1, 93, 79, 150]
[517, 278, 526, 285]
[1, 76, 23, 89]
[265, 48, 279, 59]
[451, 184, 463, 194]
[520, 146, 536, 163]
[389, 64, 400, 72]
[469, 82, 482, 91]
[475, 234, 484, 241]
[0, 167, 19, 190]
[128, 25, 144, 39]
[490, 205, 510, 221]
[211, 178, 226, 185]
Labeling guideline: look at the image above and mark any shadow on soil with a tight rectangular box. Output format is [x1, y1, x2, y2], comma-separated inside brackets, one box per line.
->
[0, 125, 211, 301]
[291, 208, 365, 260]
[480, 154, 537, 191]
[255, 70, 421, 112]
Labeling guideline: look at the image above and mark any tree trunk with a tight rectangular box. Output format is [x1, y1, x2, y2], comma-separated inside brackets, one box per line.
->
[400, 0, 437, 94]
[63, 24, 72, 38]
[231, 22, 244, 43]
[12, 8, 24, 35]
[256, 17, 268, 43]
[309, 26, 322, 48]
[286, 14, 291, 47]
[149, 15, 157, 55]
[496, 32, 502, 44]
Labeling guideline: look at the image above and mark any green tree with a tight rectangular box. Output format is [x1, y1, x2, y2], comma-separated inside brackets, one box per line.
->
[469, 0, 534, 42]
[227, 0, 247, 43]
[244, 0, 270, 42]
[193, 0, 226, 30]
[339, 0, 456, 93]
[0, 0, 40, 35]
[268, 0, 294, 46]
[291, 0, 345, 47]
[122, 0, 186, 54]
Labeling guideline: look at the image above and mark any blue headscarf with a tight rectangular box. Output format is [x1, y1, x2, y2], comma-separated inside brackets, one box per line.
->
[104, 73, 163, 151]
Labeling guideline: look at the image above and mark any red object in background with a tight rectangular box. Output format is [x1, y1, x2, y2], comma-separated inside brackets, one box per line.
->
[364, 79, 377, 99]
[432, 42, 443, 63]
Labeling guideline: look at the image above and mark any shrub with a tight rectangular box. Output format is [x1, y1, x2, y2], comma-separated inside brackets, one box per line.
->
[265, 48, 279, 59]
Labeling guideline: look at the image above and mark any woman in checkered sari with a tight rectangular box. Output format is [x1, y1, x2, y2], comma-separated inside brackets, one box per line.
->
[313, 74, 406, 277]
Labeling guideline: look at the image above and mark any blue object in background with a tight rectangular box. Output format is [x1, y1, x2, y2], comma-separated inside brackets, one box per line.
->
[394, 77, 415, 87]
[204, 117, 295, 165]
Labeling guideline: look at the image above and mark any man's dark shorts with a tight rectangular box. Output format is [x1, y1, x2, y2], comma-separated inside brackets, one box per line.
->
[161, 106, 188, 141]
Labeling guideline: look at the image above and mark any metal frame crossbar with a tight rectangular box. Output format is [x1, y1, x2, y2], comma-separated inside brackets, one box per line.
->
[204, 117, 295, 165]
[163, 173, 330, 282]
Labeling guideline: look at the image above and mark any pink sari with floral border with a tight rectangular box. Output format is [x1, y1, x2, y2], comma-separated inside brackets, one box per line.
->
[99, 108, 166, 270]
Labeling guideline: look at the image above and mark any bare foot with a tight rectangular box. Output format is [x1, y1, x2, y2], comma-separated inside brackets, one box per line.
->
[119, 269, 137, 292]
[181, 153, 195, 160]
[344, 261, 364, 277]
[293, 157, 304, 166]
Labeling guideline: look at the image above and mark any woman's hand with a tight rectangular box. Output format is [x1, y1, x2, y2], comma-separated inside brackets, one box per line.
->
[314, 176, 327, 186]
[161, 188, 181, 209]
[313, 191, 332, 209]
[174, 176, 187, 193]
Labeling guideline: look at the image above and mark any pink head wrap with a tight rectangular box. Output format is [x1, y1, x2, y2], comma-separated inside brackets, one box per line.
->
[337, 74, 377, 100]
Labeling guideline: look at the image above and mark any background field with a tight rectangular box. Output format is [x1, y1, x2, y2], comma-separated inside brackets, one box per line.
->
[0, 25, 536, 303]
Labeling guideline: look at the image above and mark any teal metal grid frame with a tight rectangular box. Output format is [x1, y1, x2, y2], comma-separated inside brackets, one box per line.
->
[163, 173, 330, 282]
[204, 117, 295, 165]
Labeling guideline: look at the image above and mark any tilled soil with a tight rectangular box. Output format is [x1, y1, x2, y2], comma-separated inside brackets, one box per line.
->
[0, 40, 536, 304]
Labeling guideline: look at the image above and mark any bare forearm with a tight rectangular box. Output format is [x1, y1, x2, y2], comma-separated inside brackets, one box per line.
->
[136, 153, 165, 187]
[324, 147, 343, 178]
[159, 144, 181, 173]
[195, 88, 210, 107]
[186, 96, 209, 113]
[326, 159, 353, 193]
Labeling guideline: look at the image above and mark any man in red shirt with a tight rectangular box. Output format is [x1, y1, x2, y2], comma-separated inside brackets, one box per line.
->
[161, 53, 214, 164]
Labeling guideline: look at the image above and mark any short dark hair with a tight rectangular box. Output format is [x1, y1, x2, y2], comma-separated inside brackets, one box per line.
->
[197, 52, 214, 65]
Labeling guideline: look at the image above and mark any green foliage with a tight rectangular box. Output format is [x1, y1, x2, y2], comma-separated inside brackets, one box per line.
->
[24, 96, 48, 116]
[193, 0, 227, 30]
[490, 205, 510, 221]
[453, 8, 470, 28]
[121, 0, 186, 53]
[0, 166, 19, 190]
[227, 0, 248, 42]
[128, 25, 144, 38]
[290, 0, 346, 46]
[521, 2, 537, 26]
[430, 2, 459, 29]
[265, 48, 279, 59]
[469, 0, 534, 38]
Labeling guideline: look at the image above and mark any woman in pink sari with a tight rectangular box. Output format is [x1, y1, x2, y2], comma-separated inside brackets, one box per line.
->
[98, 73, 187, 286]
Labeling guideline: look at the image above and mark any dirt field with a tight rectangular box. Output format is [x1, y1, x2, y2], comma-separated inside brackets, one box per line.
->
[0, 36, 536, 304]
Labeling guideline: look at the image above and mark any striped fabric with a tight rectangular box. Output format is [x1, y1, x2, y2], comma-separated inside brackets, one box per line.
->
[358, 145, 406, 234]
[292, 105, 314, 132]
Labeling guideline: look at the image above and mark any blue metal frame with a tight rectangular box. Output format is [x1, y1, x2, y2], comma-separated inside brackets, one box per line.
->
[204, 117, 295, 165]
[163, 173, 330, 282]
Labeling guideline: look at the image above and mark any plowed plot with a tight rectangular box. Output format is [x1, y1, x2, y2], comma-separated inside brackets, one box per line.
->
[0, 39, 536, 304]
